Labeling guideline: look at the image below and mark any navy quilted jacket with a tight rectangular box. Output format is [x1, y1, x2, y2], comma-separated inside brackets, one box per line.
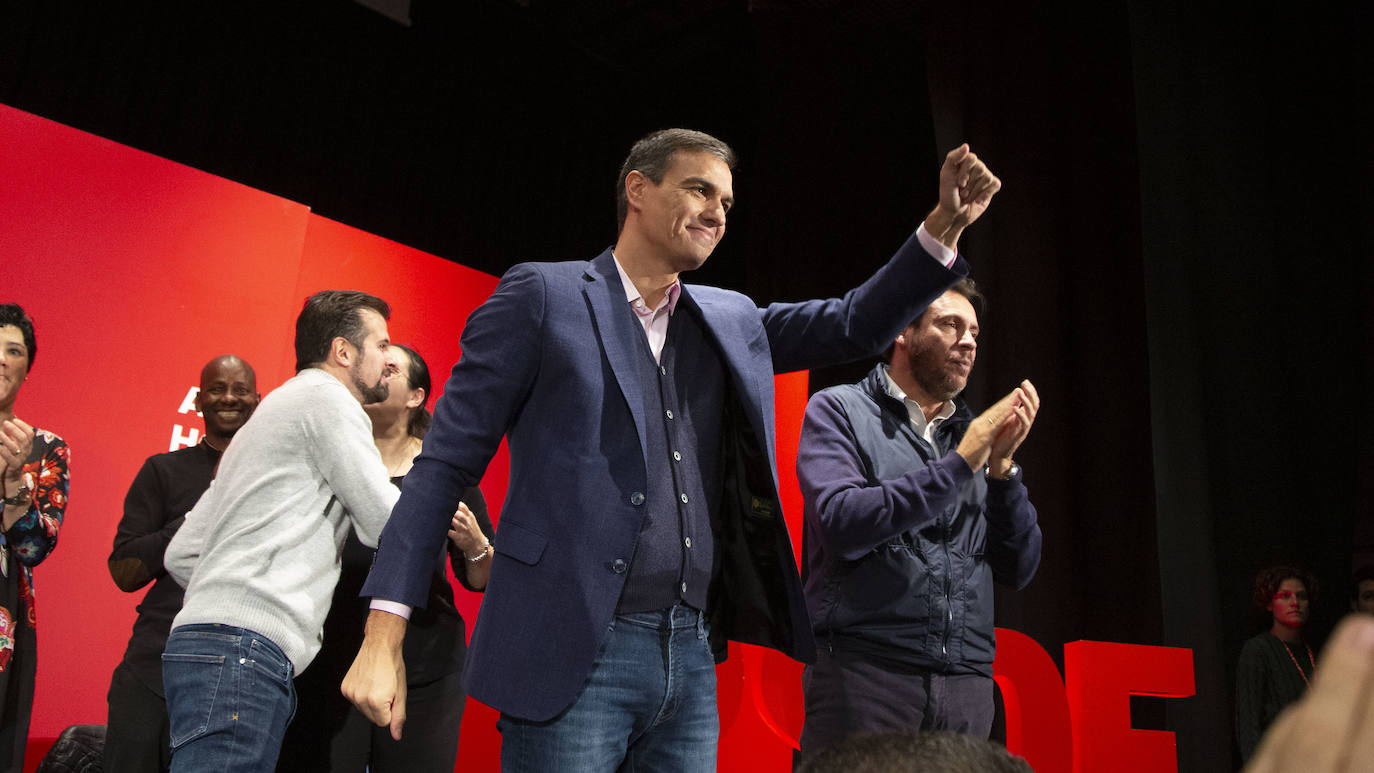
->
[797, 365, 1041, 675]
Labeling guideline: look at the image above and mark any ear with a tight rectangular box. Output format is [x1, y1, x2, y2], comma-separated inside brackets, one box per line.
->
[192, 388, 206, 413]
[894, 323, 916, 349]
[625, 170, 649, 211]
[405, 387, 426, 412]
[330, 336, 354, 367]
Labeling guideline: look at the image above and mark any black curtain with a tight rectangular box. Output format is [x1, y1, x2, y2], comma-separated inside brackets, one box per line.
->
[1129, 1, 1368, 769]
[922, 0, 1166, 730]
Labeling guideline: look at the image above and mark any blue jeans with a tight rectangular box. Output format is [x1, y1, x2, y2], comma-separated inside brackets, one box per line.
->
[498, 605, 718, 772]
[162, 624, 297, 773]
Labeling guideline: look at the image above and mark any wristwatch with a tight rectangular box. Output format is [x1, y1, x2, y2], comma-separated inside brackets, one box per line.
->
[987, 462, 1021, 481]
[2, 483, 32, 507]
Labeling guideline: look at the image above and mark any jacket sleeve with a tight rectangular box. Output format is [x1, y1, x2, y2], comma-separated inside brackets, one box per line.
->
[108, 457, 184, 592]
[6, 436, 69, 568]
[797, 390, 975, 561]
[984, 472, 1042, 590]
[365, 263, 545, 607]
[760, 229, 967, 374]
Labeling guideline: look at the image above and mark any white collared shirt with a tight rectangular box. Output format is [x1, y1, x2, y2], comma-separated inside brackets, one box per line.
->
[881, 364, 956, 453]
[613, 254, 681, 363]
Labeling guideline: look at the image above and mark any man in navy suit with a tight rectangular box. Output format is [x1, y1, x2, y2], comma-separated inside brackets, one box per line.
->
[344, 129, 1001, 770]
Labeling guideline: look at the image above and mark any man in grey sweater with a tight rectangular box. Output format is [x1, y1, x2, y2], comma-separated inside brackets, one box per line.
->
[163, 290, 400, 772]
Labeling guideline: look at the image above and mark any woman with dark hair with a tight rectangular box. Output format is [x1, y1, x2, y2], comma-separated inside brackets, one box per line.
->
[279, 344, 494, 772]
[1235, 565, 1318, 762]
[0, 303, 70, 772]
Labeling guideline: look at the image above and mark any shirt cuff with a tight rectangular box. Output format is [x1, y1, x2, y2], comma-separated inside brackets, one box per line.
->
[368, 599, 413, 621]
[915, 222, 958, 268]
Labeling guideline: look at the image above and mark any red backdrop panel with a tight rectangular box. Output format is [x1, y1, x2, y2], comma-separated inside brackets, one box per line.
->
[1, 103, 310, 743]
[0, 104, 514, 752]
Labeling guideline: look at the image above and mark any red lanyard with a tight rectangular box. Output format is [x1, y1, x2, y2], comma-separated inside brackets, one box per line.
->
[1281, 639, 1316, 688]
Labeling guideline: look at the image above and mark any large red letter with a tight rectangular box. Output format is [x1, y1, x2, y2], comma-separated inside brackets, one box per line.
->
[993, 627, 1074, 773]
[1064, 641, 1195, 773]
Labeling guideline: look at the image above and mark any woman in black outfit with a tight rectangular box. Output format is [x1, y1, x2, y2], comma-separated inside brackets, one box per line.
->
[279, 344, 494, 772]
[1235, 565, 1317, 763]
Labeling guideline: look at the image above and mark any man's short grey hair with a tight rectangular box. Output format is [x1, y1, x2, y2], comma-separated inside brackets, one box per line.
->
[616, 128, 737, 232]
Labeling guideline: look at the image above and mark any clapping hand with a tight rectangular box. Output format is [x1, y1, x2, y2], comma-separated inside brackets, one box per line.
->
[955, 381, 1038, 475]
[0, 418, 34, 490]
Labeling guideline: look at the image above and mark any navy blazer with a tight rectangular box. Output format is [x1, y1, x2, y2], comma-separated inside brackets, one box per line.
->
[362, 229, 966, 721]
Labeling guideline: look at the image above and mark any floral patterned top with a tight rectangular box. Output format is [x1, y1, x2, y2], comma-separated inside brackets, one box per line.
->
[0, 428, 69, 672]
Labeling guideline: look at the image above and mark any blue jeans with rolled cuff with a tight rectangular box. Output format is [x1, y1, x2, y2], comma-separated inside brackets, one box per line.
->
[498, 604, 718, 772]
[162, 624, 296, 773]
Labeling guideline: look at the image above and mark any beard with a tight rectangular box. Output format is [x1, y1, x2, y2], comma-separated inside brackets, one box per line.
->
[906, 339, 970, 403]
[352, 362, 390, 405]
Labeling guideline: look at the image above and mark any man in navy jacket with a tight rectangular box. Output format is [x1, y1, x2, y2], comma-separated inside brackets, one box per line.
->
[345, 129, 1001, 770]
[796, 279, 1042, 758]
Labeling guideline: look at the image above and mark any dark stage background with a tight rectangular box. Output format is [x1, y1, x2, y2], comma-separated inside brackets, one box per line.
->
[2, 1, 1367, 770]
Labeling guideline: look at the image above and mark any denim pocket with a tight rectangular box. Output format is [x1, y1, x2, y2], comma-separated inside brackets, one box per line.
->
[244, 637, 293, 686]
[162, 653, 226, 749]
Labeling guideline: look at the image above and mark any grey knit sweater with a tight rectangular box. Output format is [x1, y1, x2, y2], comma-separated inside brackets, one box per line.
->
[166, 368, 399, 672]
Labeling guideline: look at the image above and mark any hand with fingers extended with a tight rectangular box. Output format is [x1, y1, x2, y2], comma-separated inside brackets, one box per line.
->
[1243, 614, 1374, 773]
[988, 380, 1039, 479]
[341, 609, 409, 741]
[955, 381, 1038, 474]
[923, 143, 1003, 250]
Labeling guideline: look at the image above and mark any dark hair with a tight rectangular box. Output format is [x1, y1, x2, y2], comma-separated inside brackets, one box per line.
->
[392, 343, 432, 440]
[929, 277, 985, 317]
[294, 290, 390, 372]
[1352, 564, 1374, 601]
[0, 303, 38, 372]
[1252, 564, 1319, 614]
[799, 731, 1032, 773]
[616, 128, 737, 231]
[884, 277, 985, 362]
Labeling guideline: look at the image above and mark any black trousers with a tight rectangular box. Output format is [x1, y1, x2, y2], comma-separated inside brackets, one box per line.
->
[278, 663, 466, 773]
[798, 648, 995, 760]
[0, 623, 36, 773]
[103, 661, 170, 773]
